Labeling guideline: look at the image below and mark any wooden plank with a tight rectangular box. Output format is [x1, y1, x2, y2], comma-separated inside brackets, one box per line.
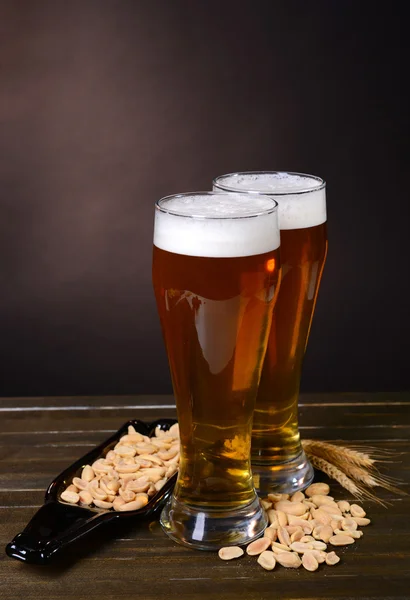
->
[0, 555, 408, 600]
[2, 405, 409, 429]
[1, 391, 409, 409]
[1, 422, 409, 442]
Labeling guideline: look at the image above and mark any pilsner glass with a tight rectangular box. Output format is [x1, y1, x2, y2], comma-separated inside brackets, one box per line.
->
[213, 173, 328, 494]
[152, 192, 281, 549]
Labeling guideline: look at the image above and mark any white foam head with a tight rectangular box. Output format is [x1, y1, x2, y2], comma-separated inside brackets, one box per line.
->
[213, 172, 326, 230]
[154, 192, 280, 257]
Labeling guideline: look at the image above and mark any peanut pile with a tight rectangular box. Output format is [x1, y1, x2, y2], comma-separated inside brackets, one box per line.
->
[60, 424, 180, 511]
[219, 482, 370, 571]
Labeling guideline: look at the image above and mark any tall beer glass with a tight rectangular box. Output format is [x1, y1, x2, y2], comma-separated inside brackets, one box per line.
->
[152, 192, 281, 549]
[213, 173, 327, 494]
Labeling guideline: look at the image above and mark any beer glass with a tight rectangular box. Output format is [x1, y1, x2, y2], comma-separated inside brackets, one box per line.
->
[213, 173, 328, 494]
[152, 192, 281, 549]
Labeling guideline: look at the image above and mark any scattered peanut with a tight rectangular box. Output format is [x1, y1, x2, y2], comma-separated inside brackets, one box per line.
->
[219, 485, 369, 576]
[218, 546, 244, 560]
[341, 518, 358, 532]
[263, 527, 278, 542]
[314, 524, 333, 543]
[337, 500, 350, 513]
[290, 529, 304, 543]
[305, 483, 330, 497]
[302, 550, 319, 572]
[257, 551, 276, 570]
[277, 526, 291, 547]
[350, 504, 366, 518]
[275, 552, 302, 568]
[290, 542, 314, 553]
[274, 501, 306, 516]
[353, 517, 371, 526]
[272, 541, 291, 552]
[246, 537, 271, 556]
[310, 549, 326, 564]
[300, 535, 315, 543]
[326, 551, 340, 565]
[276, 510, 288, 527]
[329, 534, 355, 546]
[267, 493, 286, 502]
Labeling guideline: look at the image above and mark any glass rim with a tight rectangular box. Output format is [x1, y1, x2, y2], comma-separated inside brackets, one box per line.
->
[155, 191, 279, 220]
[213, 171, 326, 196]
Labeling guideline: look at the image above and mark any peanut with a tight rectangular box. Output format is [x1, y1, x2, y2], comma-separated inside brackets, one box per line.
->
[326, 551, 340, 565]
[65, 484, 78, 493]
[290, 542, 314, 553]
[274, 501, 306, 516]
[81, 465, 95, 482]
[290, 529, 304, 543]
[277, 527, 291, 547]
[272, 541, 291, 552]
[337, 500, 350, 513]
[79, 490, 93, 505]
[302, 551, 319, 572]
[257, 551, 276, 570]
[305, 483, 330, 497]
[263, 527, 278, 542]
[93, 498, 113, 509]
[275, 552, 301, 568]
[350, 504, 366, 518]
[118, 496, 149, 511]
[218, 546, 244, 560]
[329, 534, 355, 546]
[310, 496, 340, 511]
[353, 517, 371, 526]
[246, 537, 272, 555]
[60, 490, 79, 504]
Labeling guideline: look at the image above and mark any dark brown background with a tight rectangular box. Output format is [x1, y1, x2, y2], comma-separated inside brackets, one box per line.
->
[1, 0, 408, 397]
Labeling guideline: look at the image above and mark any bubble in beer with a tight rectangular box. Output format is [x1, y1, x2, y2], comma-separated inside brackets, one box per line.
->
[154, 193, 280, 258]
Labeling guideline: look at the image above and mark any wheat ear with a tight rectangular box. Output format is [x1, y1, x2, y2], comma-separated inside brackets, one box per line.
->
[302, 439, 375, 469]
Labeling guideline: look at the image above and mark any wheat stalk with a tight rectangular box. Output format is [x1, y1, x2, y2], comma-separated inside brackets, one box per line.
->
[303, 439, 406, 501]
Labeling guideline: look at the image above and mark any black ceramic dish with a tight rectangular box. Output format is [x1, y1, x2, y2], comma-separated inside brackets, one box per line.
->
[5, 418, 178, 565]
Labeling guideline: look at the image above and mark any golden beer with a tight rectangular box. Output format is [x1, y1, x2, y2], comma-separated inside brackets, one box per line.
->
[213, 172, 327, 493]
[254, 223, 327, 465]
[153, 192, 281, 548]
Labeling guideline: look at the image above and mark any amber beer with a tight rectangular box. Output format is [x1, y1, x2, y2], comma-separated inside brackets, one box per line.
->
[153, 192, 281, 549]
[213, 172, 327, 493]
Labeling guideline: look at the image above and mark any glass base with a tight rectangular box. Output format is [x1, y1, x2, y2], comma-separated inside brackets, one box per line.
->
[160, 494, 268, 551]
[252, 450, 314, 496]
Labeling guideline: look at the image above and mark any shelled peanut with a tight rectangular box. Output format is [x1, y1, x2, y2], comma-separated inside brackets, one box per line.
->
[219, 482, 370, 572]
[60, 423, 180, 511]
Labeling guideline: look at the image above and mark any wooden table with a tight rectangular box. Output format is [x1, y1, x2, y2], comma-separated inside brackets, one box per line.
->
[1, 393, 409, 600]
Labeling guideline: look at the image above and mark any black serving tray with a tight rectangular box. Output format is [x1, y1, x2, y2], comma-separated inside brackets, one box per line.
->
[5, 418, 177, 565]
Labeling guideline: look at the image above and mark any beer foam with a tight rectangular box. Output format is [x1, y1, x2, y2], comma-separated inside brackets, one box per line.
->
[154, 193, 280, 257]
[213, 172, 327, 230]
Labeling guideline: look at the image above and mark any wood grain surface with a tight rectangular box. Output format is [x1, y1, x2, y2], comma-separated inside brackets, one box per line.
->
[1, 393, 409, 600]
